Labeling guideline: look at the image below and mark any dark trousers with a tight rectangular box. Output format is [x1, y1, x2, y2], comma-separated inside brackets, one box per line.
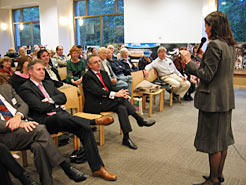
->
[101, 97, 136, 134]
[43, 111, 104, 172]
[0, 143, 24, 185]
[0, 125, 64, 185]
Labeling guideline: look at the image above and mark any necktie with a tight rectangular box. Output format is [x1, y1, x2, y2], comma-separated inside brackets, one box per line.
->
[0, 99, 13, 120]
[96, 72, 109, 91]
[38, 83, 56, 116]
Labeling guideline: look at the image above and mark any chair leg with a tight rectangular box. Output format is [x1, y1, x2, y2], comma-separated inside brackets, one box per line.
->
[160, 91, 164, 112]
[73, 135, 80, 151]
[99, 125, 104, 146]
[153, 95, 156, 105]
[120, 128, 123, 135]
[169, 92, 173, 107]
[142, 96, 146, 109]
[21, 150, 28, 167]
[149, 95, 152, 117]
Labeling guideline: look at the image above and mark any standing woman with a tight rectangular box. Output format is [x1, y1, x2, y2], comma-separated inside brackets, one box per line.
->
[180, 11, 237, 185]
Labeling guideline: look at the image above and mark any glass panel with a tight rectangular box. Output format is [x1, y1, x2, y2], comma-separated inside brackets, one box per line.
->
[15, 23, 32, 47]
[217, 0, 246, 42]
[117, 0, 124, 13]
[88, 0, 115, 15]
[74, 0, 86, 16]
[102, 15, 124, 45]
[75, 17, 100, 49]
[33, 22, 41, 46]
[13, 9, 21, 22]
[23, 7, 39, 22]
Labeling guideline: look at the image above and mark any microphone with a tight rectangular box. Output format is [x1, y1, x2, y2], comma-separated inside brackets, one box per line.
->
[197, 37, 207, 56]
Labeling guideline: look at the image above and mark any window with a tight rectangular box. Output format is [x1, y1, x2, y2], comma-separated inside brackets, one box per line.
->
[217, 0, 246, 42]
[12, 6, 41, 49]
[74, 0, 124, 49]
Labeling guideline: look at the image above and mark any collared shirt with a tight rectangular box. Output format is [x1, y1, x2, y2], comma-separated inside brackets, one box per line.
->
[145, 57, 182, 77]
[101, 59, 111, 76]
[30, 79, 55, 104]
[45, 65, 59, 81]
[91, 70, 115, 99]
[0, 94, 24, 120]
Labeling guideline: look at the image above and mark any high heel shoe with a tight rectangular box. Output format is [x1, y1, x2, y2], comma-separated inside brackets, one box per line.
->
[202, 175, 224, 183]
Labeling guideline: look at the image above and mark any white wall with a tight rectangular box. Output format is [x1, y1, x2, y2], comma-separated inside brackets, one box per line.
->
[0, 9, 13, 56]
[124, 0, 203, 43]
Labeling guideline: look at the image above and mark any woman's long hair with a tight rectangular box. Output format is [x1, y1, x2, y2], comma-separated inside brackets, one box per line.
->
[205, 11, 237, 46]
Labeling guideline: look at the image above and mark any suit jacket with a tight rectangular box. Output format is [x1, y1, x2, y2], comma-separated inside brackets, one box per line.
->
[18, 79, 66, 123]
[45, 65, 63, 88]
[0, 84, 28, 133]
[100, 59, 117, 79]
[82, 69, 118, 114]
[185, 39, 236, 112]
[119, 58, 139, 75]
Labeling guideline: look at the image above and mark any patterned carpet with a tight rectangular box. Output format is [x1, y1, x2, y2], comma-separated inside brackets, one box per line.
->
[12, 89, 246, 185]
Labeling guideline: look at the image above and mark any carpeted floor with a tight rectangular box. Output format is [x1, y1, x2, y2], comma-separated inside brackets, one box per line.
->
[12, 88, 246, 185]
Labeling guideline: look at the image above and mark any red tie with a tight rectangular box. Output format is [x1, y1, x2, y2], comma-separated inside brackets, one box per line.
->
[96, 72, 109, 91]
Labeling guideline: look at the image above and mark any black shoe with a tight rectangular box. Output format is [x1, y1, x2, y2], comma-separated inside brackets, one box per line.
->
[188, 95, 193, 100]
[122, 138, 137, 150]
[203, 176, 224, 183]
[65, 166, 87, 182]
[138, 119, 156, 127]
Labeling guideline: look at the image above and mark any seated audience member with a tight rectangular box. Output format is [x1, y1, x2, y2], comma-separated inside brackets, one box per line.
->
[116, 44, 125, 60]
[119, 48, 139, 74]
[53, 45, 68, 67]
[65, 46, 86, 86]
[18, 60, 117, 181]
[4, 48, 19, 67]
[98, 47, 128, 90]
[77, 45, 86, 59]
[82, 55, 156, 150]
[0, 84, 87, 184]
[144, 46, 190, 99]
[0, 143, 39, 185]
[107, 45, 117, 60]
[37, 49, 80, 94]
[173, 47, 196, 101]
[10, 56, 32, 91]
[107, 49, 132, 93]
[18, 47, 27, 58]
[0, 56, 13, 84]
[138, 50, 153, 70]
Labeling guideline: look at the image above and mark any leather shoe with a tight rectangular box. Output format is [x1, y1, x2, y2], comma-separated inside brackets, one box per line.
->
[122, 138, 138, 149]
[203, 176, 224, 183]
[65, 166, 87, 182]
[139, 119, 156, 127]
[93, 167, 117, 181]
[95, 116, 114, 126]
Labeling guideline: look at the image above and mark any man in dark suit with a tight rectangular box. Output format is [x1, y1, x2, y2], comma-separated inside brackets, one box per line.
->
[0, 84, 87, 185]
[18, 60, 117, 181]
[82, 54, 156, 150]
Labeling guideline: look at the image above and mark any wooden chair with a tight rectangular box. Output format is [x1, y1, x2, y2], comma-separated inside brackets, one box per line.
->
[131, 70, 164, 117]
[57, 67, 67, 81]
[10, 151, 28, 167]
[77, 85, 117, 146]
[59, 86, 102, 149]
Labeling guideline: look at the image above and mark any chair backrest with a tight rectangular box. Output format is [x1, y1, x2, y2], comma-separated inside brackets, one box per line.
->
[145, 69, 158, 82]
[59, 86, 80, 111]
[57, 67, 67, 81]
[131, 70, 144, 95]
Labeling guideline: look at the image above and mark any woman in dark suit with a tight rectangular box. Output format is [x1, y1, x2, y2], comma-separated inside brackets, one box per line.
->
[180, 11, 237, 185]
